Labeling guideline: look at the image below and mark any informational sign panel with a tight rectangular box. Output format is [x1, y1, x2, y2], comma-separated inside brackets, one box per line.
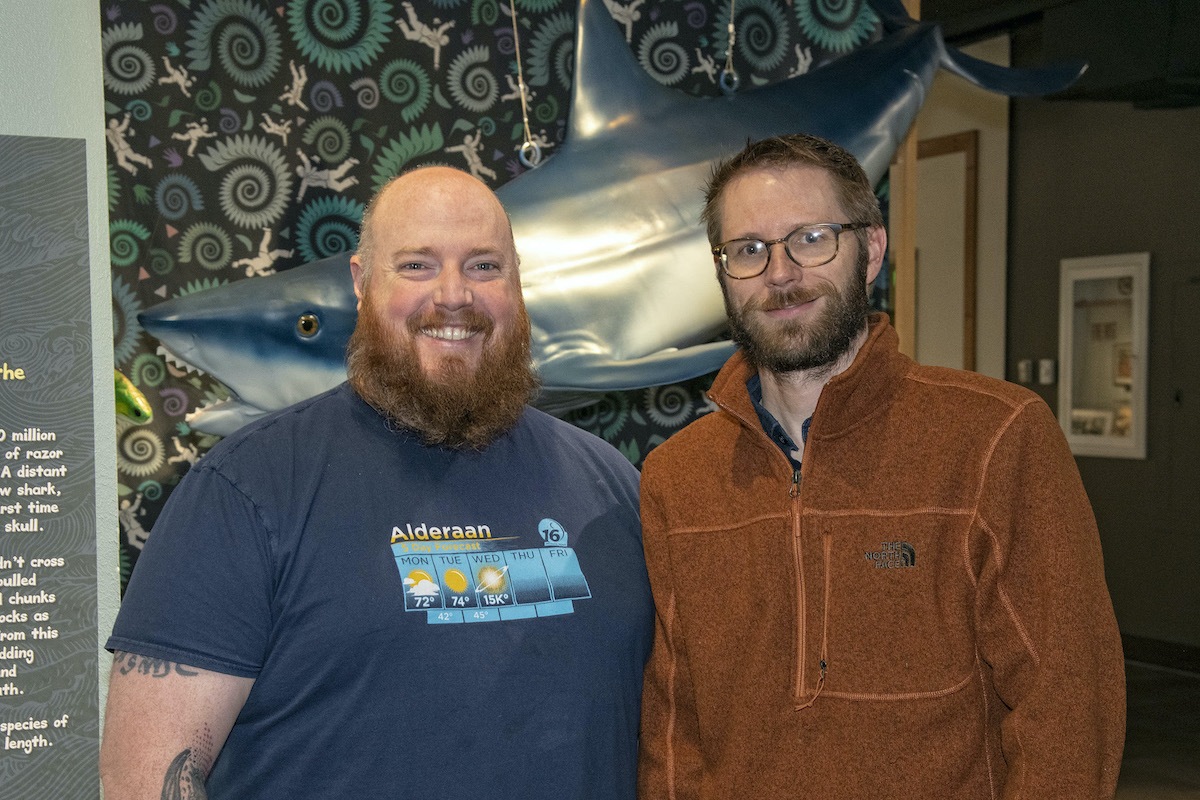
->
[0, 135, 99, 797]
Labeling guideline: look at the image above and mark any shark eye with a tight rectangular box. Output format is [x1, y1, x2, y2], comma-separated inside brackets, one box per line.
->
[297, 313, 320, 338]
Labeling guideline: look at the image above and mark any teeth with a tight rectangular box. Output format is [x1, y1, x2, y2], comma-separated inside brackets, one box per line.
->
[422, 326, 475, 341]
[155, 345, 205, 376]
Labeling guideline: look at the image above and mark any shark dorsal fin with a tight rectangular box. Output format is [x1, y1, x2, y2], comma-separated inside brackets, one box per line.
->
[567, 0, 674, 141]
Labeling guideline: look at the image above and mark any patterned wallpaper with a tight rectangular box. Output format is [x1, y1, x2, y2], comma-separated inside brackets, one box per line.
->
[103, 0, 885, 589]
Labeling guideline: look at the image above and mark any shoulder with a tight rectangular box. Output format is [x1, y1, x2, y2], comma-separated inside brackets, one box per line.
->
[196, 384, 366, 480]
[642, 406, 739, 477]
[901, 364, 1046, 419]
[516, 407, 640, 480]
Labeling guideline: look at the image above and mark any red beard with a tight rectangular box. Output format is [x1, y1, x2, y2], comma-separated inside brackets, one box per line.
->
[346, 289, 540, 450]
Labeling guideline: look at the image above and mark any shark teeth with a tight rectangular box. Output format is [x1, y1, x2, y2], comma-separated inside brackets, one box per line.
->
[185, 398, 229, 423]
[156, 344, 206, 377]
[421, 326, 477, 341]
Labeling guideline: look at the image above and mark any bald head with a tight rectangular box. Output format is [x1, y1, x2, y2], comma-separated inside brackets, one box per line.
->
[354, 167, 516, 281]
[345, 166, 536, 448]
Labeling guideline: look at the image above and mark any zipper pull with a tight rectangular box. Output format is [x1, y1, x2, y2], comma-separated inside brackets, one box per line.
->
[790, 469, 800, 498]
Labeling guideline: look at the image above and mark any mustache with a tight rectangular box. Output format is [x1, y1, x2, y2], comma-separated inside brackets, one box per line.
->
[406, 308, 495, 337]
[751, 285, 826, 313]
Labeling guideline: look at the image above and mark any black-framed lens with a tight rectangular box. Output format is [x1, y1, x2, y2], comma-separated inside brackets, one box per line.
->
[713, 222, 870, 279]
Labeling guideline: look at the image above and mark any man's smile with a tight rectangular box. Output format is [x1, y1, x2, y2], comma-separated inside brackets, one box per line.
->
[421, 325, 480, 342]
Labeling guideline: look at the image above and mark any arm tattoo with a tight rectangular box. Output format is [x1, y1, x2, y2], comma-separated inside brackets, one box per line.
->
[161, 748, 207, 800]
[113, 651, 201, 678]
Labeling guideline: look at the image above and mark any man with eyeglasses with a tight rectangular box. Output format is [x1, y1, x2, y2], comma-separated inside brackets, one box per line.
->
[636, 134, 1125, 799]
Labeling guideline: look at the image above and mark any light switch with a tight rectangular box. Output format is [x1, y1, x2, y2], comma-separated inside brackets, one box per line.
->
[1038, 358, 1056, 385]
[1017, 360, 1033, 384]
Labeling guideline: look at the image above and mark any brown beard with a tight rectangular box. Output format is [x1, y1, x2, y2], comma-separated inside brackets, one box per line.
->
[723, 245, 871, 375]
[346, 290, 540, 450]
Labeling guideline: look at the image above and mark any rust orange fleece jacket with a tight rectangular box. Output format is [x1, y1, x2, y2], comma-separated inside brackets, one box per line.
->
[637, 314, 1125, 800]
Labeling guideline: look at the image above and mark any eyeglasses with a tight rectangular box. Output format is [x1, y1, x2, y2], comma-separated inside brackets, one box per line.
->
[712, 222, 871, 279]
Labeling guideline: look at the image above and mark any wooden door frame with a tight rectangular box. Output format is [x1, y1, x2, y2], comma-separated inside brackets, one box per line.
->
[917, 129, 980, 371]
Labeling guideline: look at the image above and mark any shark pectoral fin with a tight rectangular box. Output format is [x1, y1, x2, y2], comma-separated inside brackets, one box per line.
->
[942, 47, 1087, 97]
[186, 401, 271, 437]
[538, 340, 736, 392]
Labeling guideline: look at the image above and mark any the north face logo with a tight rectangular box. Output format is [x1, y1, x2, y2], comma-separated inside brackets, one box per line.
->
[865, 541, 917, 569]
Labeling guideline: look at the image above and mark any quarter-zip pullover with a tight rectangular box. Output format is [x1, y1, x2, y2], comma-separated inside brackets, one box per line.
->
[637, 314, 1125, 800]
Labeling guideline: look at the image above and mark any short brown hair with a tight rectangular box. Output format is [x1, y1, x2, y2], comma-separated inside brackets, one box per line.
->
[701, 134, 884, 247]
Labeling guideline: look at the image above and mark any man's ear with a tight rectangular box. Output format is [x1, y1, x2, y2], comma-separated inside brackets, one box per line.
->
[350, 255, 365, 312]
[865, 225, 887, 286]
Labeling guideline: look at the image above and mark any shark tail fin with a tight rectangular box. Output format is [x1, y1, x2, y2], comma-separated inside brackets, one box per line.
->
[941, 46, 1087, 97]
[869, 0, 1087, 97]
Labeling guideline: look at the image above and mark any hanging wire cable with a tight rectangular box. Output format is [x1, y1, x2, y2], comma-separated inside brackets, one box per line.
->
[719, 0, 740, 94]
[508, 0, 542, 168]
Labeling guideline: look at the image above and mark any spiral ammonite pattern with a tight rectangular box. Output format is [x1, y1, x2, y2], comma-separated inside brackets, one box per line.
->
[154, 174, 205, 220]
[794, 0, 878, 53]
[147, 247, 176, 276]
[286, 0, 393, 73]
[638, 22, 690, 85]
[566, 394, 631, 441]
[131, 352, 168, 388]
[527, 12, 574, 90]
[379, 59, 431, 122]
[645, 384, 695, 427]
[103, 23, 156, 95]
[712, 0, 791, 72]
[137, 480, 164, 502]
[447, 46, 499, 113]
[159, 388, 190, 417]
[302, 116, 353, 163]
[372, 123, 445, 190]
[111, 276, 143, 368]
[309, 80, 345, 112]
[295, 196, 364, 262]
[186, 0, 283, 87]
[126, 99, 154, 122]
[199, 135, 293, 229]
[194, 81, 223, 111]
[149, 4, 179, 35]
[350, 76, 380, 109]
[218, 107, 242, 133]
[177, 222, 233, 270]
[683, 1, 708, 28]
[470, 0, 500, 26]
[109, 220, 152, 268]
[117, 426, 166, 477]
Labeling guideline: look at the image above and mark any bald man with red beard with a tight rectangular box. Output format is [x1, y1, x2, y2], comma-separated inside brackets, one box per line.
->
[103, 168, 654, 800]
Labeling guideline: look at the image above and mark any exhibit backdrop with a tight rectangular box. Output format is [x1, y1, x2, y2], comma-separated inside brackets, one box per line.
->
[103, 0, 890, 590]
[0, 3, 115, 797]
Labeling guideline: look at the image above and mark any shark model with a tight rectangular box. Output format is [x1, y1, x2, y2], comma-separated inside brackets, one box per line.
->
[141, 0, 1083, 436]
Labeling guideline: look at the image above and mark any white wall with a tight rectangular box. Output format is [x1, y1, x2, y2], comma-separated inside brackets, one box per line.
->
[913, 34, 1010, 379]
[0, 1, 117, 720]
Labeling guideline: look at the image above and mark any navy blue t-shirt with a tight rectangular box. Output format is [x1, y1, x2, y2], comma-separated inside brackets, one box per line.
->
[109, 384, 654, 799]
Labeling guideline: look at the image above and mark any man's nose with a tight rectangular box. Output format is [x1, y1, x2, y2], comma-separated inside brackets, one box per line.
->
[763, 241, 805, 286]
[433, 267, 473, 309]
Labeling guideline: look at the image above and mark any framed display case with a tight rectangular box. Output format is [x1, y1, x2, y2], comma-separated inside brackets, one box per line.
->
[1058, 252, 1149, 458]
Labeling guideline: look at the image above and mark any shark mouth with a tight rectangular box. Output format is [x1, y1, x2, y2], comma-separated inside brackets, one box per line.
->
[155, 344, 270, 433]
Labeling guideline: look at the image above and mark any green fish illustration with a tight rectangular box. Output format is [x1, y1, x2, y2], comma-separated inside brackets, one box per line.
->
[115, 369, 153, 425]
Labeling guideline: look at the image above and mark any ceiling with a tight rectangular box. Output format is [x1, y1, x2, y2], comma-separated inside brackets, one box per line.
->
[919, 0, 1076, 44]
